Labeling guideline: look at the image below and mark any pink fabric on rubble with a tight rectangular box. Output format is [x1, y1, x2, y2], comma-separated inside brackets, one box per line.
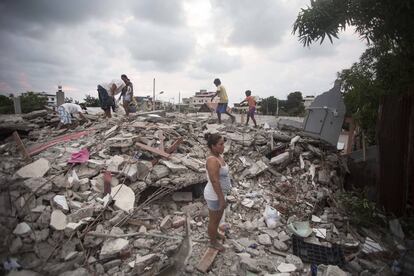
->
[68, 148, 90, 164]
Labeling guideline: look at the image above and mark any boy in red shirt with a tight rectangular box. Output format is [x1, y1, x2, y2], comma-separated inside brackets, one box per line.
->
[240, 90, 257, 127]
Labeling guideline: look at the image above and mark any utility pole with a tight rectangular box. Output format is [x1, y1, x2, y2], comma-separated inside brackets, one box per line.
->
[276, 98, 279, 117]
[153, 78, 155, 111]
[178, 91, 181, 113]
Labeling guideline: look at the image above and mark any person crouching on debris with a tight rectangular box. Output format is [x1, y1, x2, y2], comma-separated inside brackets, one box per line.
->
[56, 103, 88, 129]
[97, 79, 125, 118]
[211, 78, 236, 124]
[119, 74, 135, 117]
[239, 90, 257, 127]
[204, 133, 232, 252]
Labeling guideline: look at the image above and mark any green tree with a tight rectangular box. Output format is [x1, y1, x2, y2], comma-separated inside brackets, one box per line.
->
[83, 94, 100, 107]
[21, 92, 47, 113]
[284, 91, 305, 116]
[293, 0, 414, 144]
[0, 95, 14, 114]
[261, 96, 279, 115]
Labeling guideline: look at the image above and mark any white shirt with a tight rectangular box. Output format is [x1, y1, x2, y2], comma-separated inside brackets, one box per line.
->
[99, 80, 125, 96]
[61, 103, 83, 114]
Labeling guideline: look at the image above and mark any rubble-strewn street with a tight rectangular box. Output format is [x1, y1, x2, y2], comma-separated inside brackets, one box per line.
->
[0, 110, 409, 275]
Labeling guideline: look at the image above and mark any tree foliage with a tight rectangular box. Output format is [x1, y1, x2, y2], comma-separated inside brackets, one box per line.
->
[21, 92, 48, 113]
[261, 96, 279, 115]
[0, 95, 14, 114]
[261, 92, 305, 116]
[83, 94, 100, 107]
[293, 0, 414, 144]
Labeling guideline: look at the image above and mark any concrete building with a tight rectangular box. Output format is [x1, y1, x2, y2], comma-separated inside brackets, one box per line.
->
[189, 90, 219, 110]
[21, 91, 57, 107]
[303, 95, 315, 109]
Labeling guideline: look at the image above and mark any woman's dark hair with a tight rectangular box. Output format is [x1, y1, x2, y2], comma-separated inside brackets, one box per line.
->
[205, 133, 223, 149]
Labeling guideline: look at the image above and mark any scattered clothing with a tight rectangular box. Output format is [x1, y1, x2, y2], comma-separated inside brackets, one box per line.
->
[68, 148, 90, 164]
[57, 105, 72, 125]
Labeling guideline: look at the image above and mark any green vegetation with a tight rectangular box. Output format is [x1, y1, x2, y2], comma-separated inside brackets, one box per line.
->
[20, 92, 47, 113]
[261, 91, 305, 116]
[83, 94, 100, 107]
[0, 95, 14, 114]
[293, 0, 414, 144]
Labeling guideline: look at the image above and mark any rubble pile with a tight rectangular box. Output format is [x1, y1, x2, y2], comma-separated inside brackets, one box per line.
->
[0, 112, 402, 275]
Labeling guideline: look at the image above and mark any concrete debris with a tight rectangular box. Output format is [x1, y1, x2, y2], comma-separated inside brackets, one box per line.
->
[13, 222, 31, 236]
[16, 158, 50, 178]
[50, 209, 67, 230]
[0, 111, 399, 275]
[53, 195, 69, 211]
[277, 263, 296, 273]
[110, 185, 135, 212]
[100, 238, 129, 259]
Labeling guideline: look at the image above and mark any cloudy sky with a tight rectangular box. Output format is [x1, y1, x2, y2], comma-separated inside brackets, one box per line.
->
[0, 0, 367, 105]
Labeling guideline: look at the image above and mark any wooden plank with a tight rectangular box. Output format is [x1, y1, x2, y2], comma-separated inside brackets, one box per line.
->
[166, 137, 184, 154]
[196, 247, 218, 273]
[12, 131, 31, 161]
[135, 142, 170, 158]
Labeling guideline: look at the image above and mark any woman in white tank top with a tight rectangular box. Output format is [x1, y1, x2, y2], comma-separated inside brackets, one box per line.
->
[204, 133, 231, 252]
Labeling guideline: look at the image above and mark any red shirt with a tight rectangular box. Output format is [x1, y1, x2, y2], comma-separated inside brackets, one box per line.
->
[246, 96, 256, 108]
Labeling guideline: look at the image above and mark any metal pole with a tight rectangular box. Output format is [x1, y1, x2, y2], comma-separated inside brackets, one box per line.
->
[153, 78, 155, 111]
[276, 99, 279, 117]
[178, 91, 181, 113]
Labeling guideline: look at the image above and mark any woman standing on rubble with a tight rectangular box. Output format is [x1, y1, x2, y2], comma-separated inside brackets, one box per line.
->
[204, 133, 232, 252]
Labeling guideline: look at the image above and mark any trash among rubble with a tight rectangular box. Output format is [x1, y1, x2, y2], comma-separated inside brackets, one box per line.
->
[292, 236, 345, 266]
[362, 237, 384, 253]
[68, 148, 89, 164]
[288, 221, 313, 238]
[263, 205, 280, 228]
[313, 228, 327, 239]
[3, 258, 21, 271]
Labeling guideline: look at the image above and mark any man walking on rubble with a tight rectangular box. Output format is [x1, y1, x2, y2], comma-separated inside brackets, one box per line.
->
[211, 78, 236, 124]
[97, 79, 125, 118]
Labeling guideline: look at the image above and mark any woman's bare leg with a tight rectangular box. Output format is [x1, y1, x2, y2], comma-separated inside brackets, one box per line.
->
[208, 209, 225, 251]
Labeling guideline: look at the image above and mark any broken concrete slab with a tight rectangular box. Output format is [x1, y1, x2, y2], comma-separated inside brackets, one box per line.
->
[122, 163, 138, 182]
[258, 234, 272, 246]
[23, 178, 52, 195]
[13, 222, 31, 236]
[107, 155, 124, 173]
[50, 210, 67, 231]
[100, 238, 129, 259]
[160, 215, 172, 231]
[110, 185, 135, 212]
[277, 263, 296, 273]
[160, 160, 187, 173]
[134, 253, 160, 273]
[151, 165, 170, 180]
[16, 158, 50, 178]
[53, 195, 69, 212]
[270, 152, 290, 165]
